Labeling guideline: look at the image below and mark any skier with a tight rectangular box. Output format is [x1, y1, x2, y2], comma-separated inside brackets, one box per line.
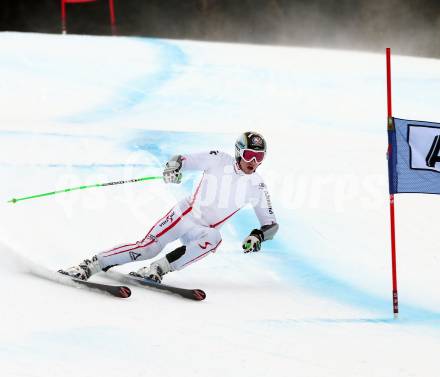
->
[59, 131, 279, 283]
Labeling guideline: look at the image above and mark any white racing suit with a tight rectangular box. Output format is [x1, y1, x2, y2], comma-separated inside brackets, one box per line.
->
[97, 151, 277, 272]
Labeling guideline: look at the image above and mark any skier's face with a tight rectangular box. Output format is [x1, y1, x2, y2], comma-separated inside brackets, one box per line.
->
[239, 158, 260, 174]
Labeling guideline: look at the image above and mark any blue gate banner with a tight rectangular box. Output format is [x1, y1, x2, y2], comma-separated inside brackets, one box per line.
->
[388, 117, 440, 194]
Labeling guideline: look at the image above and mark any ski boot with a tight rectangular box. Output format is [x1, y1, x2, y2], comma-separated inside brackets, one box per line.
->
[58, 255, 102, 281]
[130, 257, 171, 283]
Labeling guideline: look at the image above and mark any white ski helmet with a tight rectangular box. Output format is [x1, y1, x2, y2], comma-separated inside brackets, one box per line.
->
[235, 131, 267, 164]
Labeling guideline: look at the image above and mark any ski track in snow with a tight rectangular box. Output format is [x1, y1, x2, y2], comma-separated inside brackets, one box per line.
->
[2, 32, 440, 377]
[62, 38, 189, 124]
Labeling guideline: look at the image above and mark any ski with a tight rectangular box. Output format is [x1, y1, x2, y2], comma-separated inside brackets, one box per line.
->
[27, 264, 131, 298]
[70, 277, 131, 298]
[104, 270, 206, 301]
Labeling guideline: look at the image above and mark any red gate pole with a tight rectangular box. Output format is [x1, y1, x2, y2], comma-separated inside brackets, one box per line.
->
[61, 0, 67, 34]
[109, 0, 117, 36]
[386, 47, 399, 319]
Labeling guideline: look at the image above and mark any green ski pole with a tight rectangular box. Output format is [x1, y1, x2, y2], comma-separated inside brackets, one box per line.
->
[8, 175, 162, 204]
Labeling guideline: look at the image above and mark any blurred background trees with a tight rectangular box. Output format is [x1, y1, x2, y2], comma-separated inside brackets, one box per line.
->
[1, 0, 440, 58]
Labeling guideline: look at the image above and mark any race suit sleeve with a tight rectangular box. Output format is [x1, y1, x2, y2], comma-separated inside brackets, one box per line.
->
[180, 151, 227, 172]
[251, 180, 279, 241]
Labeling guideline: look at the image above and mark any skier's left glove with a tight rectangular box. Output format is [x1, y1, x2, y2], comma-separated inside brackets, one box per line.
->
[242, 229, 264, 253]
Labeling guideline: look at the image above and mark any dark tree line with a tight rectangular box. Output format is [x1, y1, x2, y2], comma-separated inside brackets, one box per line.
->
[1, 0, 440, 58]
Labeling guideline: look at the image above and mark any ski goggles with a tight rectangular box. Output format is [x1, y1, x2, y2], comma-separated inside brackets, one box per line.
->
[240, 149, 265, 163]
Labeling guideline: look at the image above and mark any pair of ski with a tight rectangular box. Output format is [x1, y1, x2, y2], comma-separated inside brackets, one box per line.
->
[67, 271, 206, 301]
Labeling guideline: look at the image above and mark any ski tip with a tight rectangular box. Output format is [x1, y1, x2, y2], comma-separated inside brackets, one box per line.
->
[193, 289, 206, 301]
[119, 286, 132, 298]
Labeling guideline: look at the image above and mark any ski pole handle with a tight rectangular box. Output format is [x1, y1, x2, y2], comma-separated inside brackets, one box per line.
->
[8, 176, 162, 204]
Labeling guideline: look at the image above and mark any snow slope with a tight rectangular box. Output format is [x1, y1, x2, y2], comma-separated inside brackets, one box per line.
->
[1, 32, 440, 377]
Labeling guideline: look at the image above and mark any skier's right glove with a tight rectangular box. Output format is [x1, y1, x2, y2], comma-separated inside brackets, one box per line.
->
[163, 155, 183, 184]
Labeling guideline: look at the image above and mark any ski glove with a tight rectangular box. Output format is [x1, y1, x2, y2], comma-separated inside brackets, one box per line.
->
[163, 155, 183, 184]
[242, 229, 264, 253]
